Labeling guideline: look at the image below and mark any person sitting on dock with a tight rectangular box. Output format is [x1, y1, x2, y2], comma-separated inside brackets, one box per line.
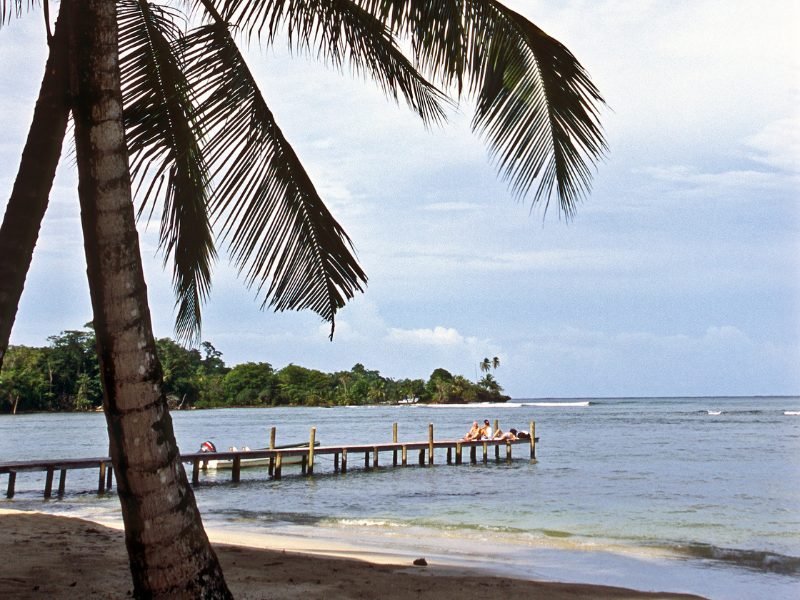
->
[462, 421, 481, 440]
[478, 419, 493, 440]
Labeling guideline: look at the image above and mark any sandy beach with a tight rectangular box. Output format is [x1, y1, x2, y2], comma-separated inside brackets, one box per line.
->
[0, 509, 706, 599]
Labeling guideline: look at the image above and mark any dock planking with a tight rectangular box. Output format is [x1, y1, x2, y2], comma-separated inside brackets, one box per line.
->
[1, 421, 537, 498]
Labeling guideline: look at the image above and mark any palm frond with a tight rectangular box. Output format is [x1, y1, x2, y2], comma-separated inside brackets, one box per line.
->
[178, 22, 367, 335]
[118, 0, 215, 343]
[473, 3, 606, 215]
[219, 0, 450, 126]
[357, 0, 607, 215]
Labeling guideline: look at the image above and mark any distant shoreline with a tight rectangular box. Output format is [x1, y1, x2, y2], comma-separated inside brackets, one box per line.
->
[3, 393, 798, 415]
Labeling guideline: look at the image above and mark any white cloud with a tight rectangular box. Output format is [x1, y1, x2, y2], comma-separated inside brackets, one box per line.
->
[387, 326, 466, 346]
[423, 202, 483, 212]
[641, 165, 789, 195]
[746, 117, 800, 173]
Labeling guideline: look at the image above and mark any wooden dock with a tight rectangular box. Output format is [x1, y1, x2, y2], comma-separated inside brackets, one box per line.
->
[0, 421, 537, 499]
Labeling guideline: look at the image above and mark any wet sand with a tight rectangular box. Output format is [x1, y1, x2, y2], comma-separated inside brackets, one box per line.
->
[0, 510, 706, 599]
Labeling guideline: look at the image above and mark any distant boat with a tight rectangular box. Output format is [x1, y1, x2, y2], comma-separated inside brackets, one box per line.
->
[398, 396, 420, 405]
[785, 411, 800, 416]
[707, 410, 722, 416]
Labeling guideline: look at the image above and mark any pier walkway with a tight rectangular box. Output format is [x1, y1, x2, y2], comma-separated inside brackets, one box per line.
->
[0, 421, 537, 499]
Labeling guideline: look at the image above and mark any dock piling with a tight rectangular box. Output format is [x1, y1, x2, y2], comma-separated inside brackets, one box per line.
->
[269, 426, 276, 475]
[57, 469, 66, 496]
[6, 472, 15, 498]
[341, 448, 348, 473]
[307, 427, 316, 475]
[274, 453, 283, 479]
[44, 467, 54, 499]
[530, 421, 536, 459]
[392, 423, 398, 466]
[494, 420, 500, 460]
[98, 462, 106, 494]
[428, 423, 434, 465]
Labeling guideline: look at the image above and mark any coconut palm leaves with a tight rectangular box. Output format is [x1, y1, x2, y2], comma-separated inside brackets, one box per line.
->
[218, 0, 451, 125]
[3, 0, 606, 344]
[358, 0, 607, 213]
[178, 20, 367, 335]
[119, 0, 215, 341]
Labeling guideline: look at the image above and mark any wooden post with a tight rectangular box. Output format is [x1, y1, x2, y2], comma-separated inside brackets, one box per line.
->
[269, 426, 277, 475]
[494, 419, 500, 460]
[447, 447, 452, 464]
[98, 462, 106, 494]
[232, 456, 241, 483]
[192, 458, 200, 485]
[456, 442, 462, 465]
[44, 467, 54, 499]
[334, 452, 340, 472]
[301, 455, 308, 475]
[401, 445, 408, 466]
[106, 465, 113, 490]
[530, 421, 536, 459]
[341, 448, 348, 473]
[373, 446, 379, 468]
[482, 441, 488, 463]
[470, 445, 477, 464]
[428, 423, 434, 465]
[364, 451, 370, 469]
[57, 469, 66, 496]
[6, 472, 16, 498]
[418, 448, 425, 465]
[392, 423, 398, 466]
[506, 441, 512, 462]
[308, 427, 316, 475]
[274, 453, 283, 479]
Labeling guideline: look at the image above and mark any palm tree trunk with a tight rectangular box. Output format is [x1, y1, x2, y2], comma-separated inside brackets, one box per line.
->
[69, 0, 231, 596]
[0, 1, 70, 371]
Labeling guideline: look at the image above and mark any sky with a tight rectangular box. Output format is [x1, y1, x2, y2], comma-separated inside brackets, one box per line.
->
[1, 0, 798, 398]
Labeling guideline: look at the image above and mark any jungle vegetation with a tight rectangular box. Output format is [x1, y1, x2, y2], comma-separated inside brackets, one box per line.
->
[0, 326, 509, 413]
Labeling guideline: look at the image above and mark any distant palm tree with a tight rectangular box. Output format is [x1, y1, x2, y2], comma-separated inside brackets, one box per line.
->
[1, 0, 605, 595]
[492, 356, 501, 370]
[480, 357, 492, 374]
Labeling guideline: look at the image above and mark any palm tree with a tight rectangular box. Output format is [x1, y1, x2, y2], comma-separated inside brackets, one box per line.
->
[2, 0, 606, 595]
[480, 357, 492, 374]
[492, 356, 500, 370]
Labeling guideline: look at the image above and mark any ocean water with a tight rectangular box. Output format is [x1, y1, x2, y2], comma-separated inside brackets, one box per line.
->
[1, 397, 798, 599]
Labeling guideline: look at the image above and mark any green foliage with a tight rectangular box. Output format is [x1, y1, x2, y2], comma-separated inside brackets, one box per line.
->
[0, 345, 50, 413]
[0, 326, 508, 412]
[222, 362, 275, 406]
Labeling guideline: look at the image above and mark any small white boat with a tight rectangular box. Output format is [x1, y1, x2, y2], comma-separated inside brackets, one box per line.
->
[198, 441, 318, 470]
[398, 396, 420, 405]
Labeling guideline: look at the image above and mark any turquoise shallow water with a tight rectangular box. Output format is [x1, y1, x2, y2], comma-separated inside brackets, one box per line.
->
[1, 397, 799, 599]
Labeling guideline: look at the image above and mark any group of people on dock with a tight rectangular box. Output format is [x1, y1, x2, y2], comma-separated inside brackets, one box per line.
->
[461, 420, 529, 441]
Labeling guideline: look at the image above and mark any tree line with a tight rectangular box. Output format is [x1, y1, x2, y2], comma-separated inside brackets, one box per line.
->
[0, 326, 509, 413]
